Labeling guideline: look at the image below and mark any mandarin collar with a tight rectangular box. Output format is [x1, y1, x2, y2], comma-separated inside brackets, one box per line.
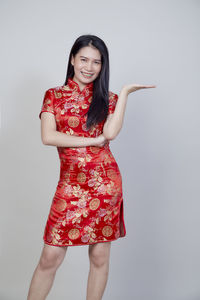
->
[67, 77, 93, 94]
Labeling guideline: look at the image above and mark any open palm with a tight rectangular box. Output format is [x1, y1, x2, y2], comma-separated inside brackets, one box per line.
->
[123, 83, 156, 95]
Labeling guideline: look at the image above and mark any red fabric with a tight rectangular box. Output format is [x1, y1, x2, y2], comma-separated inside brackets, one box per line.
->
[39, 78, 126, 246]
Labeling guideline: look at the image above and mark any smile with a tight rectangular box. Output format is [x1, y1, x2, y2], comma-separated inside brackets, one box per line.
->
[81, 72, 94, 78]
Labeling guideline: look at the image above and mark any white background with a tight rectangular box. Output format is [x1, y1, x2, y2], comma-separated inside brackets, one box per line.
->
[1, 0, 200, 299]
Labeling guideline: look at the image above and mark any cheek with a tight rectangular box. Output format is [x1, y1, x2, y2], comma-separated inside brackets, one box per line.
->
[95, 65, 101, 73]
[75, 62, 83, 70]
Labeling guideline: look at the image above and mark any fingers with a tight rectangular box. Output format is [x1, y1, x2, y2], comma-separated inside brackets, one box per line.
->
[134, 85, 156, 91]
[137, 85, 156, 88]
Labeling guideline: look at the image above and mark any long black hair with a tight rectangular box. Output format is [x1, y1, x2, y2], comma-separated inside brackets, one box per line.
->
[64, 34, 110, 130]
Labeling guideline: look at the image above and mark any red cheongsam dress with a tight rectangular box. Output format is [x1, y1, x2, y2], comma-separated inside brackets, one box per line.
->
[39, 77, 126, 246]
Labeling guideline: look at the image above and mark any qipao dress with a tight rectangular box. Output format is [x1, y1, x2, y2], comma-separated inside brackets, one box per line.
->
[39, 78, 126, 246]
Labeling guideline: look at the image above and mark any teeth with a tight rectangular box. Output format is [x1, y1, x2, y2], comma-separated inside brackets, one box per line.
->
[82, 72, 93, 77]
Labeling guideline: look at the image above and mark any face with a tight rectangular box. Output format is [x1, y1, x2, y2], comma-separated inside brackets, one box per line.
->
[71, 46, 102, 90]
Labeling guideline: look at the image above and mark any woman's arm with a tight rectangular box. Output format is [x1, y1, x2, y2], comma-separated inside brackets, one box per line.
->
[40, 112, 107, 147]
[103, 83, 156, 140]
[103, 88, 128, 140]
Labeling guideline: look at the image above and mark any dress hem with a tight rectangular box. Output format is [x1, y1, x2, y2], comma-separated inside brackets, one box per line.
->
[43, 234, 126, 247]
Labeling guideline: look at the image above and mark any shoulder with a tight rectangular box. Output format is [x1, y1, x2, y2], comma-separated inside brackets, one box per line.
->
[44, 85, 64, 99]
[45, 85, 63, 93]
[108, 90, 118, 102]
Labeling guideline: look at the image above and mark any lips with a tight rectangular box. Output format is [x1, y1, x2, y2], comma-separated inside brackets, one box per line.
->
[81, 72, 93, 77]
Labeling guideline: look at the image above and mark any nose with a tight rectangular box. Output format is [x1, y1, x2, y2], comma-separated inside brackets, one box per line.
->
[86, 61, 93, 71]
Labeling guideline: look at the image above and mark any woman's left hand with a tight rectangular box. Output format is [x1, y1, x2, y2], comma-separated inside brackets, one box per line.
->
[122, 83, 156, 95]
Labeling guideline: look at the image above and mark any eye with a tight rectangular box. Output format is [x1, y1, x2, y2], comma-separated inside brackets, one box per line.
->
[95, 61, 101, 64]
[81, 58, 86, 62]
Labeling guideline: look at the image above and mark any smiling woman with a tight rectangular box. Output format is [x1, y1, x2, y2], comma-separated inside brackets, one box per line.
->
[27, 33, 155, 300]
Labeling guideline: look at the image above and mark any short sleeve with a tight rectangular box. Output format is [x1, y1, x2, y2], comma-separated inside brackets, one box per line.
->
[39, 89, 56, 119]
[108, 93, 118, 115]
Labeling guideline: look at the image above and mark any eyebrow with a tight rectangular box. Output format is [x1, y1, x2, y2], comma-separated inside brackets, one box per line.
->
[80, 56, 101, 62]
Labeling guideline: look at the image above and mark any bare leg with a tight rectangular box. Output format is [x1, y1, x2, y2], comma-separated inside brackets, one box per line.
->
[27, 243, 68, 300]
[86, 242, 111, 300]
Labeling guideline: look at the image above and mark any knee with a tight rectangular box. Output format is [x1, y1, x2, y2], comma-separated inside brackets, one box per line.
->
[38, 247, 65, 272]
[89, 244, 111, 268]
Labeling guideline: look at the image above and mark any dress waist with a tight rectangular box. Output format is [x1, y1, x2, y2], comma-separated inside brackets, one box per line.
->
[57, 143, 116, 165]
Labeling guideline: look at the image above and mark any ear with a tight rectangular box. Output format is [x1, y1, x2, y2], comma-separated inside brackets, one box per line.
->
[71, 55, 74, 66]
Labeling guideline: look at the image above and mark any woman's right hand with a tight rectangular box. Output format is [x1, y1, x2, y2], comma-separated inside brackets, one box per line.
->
[94, 134, 109, 147]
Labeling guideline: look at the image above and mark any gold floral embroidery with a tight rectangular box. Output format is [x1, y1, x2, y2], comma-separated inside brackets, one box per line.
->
[82, 225, 97, 243]
[71, 184, 90, 200]
[89, 198, 100, 210]
[54, 199, 67, 212]
[89, 146, 101, 154]
[102, 225, 113, 237]
[68, 228, 80, 240]
[81, 103, 89, 110]
[72, 212, 82, 224]
[77, 172, 86, 183]
[62, 85, 70, 91]
[65, 128, 74, 135]
[51, 227, 61, 244]
[71, 104, 80, 114]
[68, 116, 79, 128]
[106, 181, 116, 195]
[104, 210, 113, 222]
[88, 167, 104, 190]
[78, 154, 92, 168]
[54, 91, 62, 99]
[107, 169, 118, 181]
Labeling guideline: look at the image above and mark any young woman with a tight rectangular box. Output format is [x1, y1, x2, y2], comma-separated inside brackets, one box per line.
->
[27, 34, 156, 300]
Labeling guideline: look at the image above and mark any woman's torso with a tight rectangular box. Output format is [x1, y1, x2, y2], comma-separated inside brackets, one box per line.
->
[48, 78, 118, 164]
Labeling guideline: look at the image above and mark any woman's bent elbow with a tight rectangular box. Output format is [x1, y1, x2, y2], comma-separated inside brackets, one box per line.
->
[103, 131, 116, 141]
[103, 129, 120, 141]
[41, 135, 50, 145]
[103, 131, 112, 140]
